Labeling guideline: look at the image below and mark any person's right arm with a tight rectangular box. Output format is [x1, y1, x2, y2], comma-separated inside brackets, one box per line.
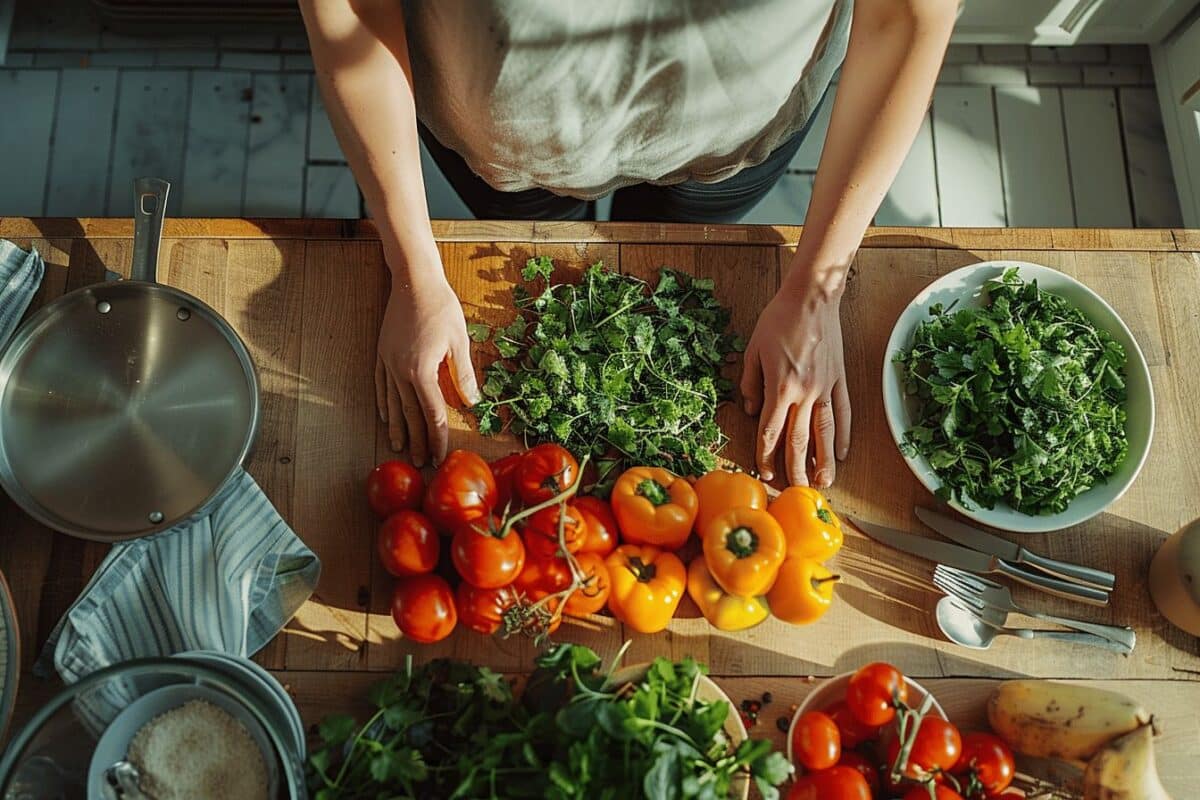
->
[300, 0, 478, 467]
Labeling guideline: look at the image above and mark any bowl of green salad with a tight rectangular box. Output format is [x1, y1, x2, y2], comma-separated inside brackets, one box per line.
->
[883, 261, 1153, 533]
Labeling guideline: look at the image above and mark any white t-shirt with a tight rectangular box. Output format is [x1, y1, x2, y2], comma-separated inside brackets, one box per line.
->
[404, 0, 852, 199]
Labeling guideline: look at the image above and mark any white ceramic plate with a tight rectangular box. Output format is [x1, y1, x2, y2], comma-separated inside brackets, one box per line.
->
[882, 261, 1154, 533]
[87, 683, 279, 800]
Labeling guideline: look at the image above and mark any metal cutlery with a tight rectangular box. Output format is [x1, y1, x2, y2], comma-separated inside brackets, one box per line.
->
[845, 516, 1110, 605]
[933, 565, 1135, 652]
[916, 507, 1116, 592]
[934, 596, 1131, 653]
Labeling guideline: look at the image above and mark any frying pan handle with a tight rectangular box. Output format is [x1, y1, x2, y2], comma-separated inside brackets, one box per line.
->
[131, 177, 170, 283]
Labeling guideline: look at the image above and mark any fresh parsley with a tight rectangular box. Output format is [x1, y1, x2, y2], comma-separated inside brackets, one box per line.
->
[469, 258, 744, 494]
[306, 644, 791, 800]
[894, 268, 1128, 515]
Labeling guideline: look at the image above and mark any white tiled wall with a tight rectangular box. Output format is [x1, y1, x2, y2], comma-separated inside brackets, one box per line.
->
[0, 1, 1184, 227]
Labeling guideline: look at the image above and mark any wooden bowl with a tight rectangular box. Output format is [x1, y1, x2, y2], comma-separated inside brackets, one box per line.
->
[608, 664, 750, 800]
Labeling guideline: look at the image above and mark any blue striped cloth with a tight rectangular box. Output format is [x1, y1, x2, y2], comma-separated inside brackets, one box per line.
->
[0, 240, 321, 684]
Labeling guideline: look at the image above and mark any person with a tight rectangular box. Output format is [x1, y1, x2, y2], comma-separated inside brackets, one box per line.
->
[300, 1, 956, 487]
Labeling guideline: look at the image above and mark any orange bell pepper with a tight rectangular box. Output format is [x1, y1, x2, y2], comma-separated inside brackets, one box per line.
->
[701, 507, 787, 597]
[611, 467, 698, 550]
[686, 557, 769, 631]
[604, 544, 686, 633]
[691, 469, 768, 534]
[767, 557, 839, 625]
[768, 486, 844, 562]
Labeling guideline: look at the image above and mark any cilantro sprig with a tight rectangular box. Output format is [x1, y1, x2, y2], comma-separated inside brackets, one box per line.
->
[470, 258, 744, 493]
[306, 644, 792, 800]
[894, 268, 1128, 516]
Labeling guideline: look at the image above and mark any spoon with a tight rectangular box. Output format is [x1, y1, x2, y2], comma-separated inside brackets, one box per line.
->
[935, 597, 1131, 653]
[100, 760, 155, 800]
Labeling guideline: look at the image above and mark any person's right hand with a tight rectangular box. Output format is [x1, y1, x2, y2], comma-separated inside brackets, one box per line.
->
[376, 270, 480, 467]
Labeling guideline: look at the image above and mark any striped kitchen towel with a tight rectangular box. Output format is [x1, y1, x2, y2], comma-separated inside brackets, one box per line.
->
[0, 239, 320, 684]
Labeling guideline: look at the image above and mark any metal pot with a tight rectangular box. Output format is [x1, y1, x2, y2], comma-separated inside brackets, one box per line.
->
[0, 178, 260, 542]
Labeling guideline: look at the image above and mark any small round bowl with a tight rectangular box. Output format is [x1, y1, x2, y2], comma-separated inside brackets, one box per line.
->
[883, 260, 1154, 533]
[786, 672, 947, 770]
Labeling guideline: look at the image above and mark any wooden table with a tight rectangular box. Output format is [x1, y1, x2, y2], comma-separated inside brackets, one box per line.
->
[1, 220, 1199, 793]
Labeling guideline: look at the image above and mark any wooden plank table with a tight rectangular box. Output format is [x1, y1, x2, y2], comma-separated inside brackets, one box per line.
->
[1, 220, 1198, 793]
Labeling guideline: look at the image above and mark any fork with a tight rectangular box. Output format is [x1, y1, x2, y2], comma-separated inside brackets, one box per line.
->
[934, 564, 1136, 652]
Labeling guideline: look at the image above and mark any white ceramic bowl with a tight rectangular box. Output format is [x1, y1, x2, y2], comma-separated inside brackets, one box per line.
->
[786, 672, 946, 769]
[882, 261, 1154, 533]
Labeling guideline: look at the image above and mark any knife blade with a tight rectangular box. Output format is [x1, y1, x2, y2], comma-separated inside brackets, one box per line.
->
[845, 516, 1110, 606]
[915, 507, 1116, 592]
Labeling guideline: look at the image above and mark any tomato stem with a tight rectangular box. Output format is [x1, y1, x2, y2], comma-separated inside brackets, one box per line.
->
[498, 453, 591, 537]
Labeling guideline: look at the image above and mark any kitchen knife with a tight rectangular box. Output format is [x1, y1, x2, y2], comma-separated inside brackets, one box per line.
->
[846, 516, 1110, 606]
[915, 507, 1117, 592]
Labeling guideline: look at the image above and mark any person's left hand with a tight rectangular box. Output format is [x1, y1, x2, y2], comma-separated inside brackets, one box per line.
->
[740, 265, 851, 487]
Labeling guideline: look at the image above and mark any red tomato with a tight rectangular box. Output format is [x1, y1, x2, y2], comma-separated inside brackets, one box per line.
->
[523, 503, 588, 559]
[787, 766, 871, 800]
[366, 460, 424, 517]
[391, 574, 456, 643]
[847, 662, 908, 726]
[823, 701, 880, 749]
[953, 732, 1015, 795]
[455, 582, 518, 635]
[515, 444, 579, 504]
[513, 554, 572, 601]
[574, 496, 619, 556]
[791, 711, 841, 771]
[451, 517, 526, 589]
[903, 785, 964, 800]
[563, 552, 611, 616]
[424, 450, 497, 531]
[835, 751, 879, 793]
[490, 453, 524, 512]
[887, 717, 963, 784]
[377, 510, 439, 577]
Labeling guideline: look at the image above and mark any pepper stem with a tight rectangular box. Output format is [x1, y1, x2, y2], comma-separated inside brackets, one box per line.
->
[635, 478, 671, 506]
[626, 556, 658, 583]
[816, 507, 834, 524]
[724, 526, 759, 558]
[813, 574, 841, 588]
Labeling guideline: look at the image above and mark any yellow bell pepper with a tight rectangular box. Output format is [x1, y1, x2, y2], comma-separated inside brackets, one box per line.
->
[768, 557, 839, 625]
[768, 486, 843, 561]
[604, 544, 686, 634]
[686, 557, 769, 631]
[611, 466, 698, 550]
[691, 469, 768, 535]
[701, 507, 787, 597]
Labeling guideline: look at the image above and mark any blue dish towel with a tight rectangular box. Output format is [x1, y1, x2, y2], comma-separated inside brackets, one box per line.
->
[0, 240, 321, 684]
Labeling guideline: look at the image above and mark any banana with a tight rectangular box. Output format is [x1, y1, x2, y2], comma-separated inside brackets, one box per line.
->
[1083, 723, 1173, 800]
[987, 680, 1151, 762]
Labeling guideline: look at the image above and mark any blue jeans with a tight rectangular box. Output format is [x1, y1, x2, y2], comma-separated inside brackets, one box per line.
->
[419, 115, 814, 223]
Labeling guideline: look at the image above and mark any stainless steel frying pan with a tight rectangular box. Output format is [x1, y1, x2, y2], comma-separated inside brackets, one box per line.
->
[0, 178, 260, 541]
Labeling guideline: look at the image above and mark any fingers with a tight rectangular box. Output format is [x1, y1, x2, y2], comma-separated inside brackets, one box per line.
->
[386, 372, 406, 454]
[739, 345, 764, 416]
[397, 375, 428, 467]
[811, 398, 836, 488]
[450, 336, 481, 406]
[412, 365, 450, 466]
[833, 378, 852, 460]
[374, 357, 388, 423]
[784, 400, 815, 487]
[755, 396, 789, 482]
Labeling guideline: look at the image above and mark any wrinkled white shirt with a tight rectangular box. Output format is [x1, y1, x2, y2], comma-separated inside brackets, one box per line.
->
[404, 0, 851, 199]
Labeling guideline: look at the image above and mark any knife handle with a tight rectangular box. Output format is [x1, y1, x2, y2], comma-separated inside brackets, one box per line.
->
[1018, 549, 1117, 592]
[995, 560, 1110, 606]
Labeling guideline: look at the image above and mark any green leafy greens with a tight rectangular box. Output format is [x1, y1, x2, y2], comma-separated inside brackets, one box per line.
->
[469, 258, 744, 493]
[894, 268, 1128, 516]
[306, 644, 791, 800]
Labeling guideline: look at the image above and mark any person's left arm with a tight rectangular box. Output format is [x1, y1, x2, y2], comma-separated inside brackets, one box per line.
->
[741, 0, 957, 486]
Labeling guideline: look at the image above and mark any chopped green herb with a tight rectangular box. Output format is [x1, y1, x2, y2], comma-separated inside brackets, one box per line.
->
[471, 258, 744, 494]
[894, 268, 1128, 515]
